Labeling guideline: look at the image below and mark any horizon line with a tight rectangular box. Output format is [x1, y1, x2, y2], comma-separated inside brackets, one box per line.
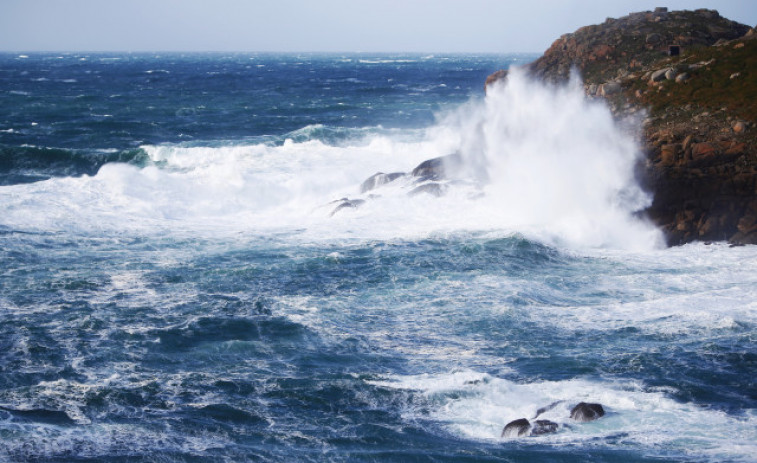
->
[1, 50, 543, 56]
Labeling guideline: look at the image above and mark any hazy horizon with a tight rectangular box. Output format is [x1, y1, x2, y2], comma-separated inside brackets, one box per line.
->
[2, 0, 756, 54]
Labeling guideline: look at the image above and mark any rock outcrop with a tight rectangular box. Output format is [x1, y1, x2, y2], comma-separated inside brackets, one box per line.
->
[501, 401, 606, 438]
[526, 8, 749, 84]
[569, 402, 605, 422]
[329, 153, 464, 216]
[487, 8, 757, 245]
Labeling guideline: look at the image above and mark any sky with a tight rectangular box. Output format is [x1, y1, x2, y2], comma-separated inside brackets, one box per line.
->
[2, 0, 756, 53]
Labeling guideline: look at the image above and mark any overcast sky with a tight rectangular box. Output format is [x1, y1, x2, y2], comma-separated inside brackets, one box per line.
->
[2, 0, 756, 53]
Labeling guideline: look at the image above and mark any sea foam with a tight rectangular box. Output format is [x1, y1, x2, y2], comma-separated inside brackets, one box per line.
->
[0, 68, 662, 250]
[370, 371, 757, 462]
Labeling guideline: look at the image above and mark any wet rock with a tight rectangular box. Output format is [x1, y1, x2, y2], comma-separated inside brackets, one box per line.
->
[411, 153, 462, 181]
[531, 420, 559, 435]
[502, 418, 559, 437]
[408, 182, 448, 197]
[329, 198, 365, 216]
[360, 172, 405, 193]
[570, 402, 605, 422]
[501, 418, 530, 438]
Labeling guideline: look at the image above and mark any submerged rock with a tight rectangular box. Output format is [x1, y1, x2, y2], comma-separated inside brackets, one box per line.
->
[570, 402, 605, 422]
[408, 182, 448, 198]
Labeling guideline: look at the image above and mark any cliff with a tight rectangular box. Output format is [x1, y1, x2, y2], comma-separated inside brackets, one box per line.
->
[488, 8, 757, 245]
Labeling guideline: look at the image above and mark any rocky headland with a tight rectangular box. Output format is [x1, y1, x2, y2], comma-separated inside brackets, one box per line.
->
[489, 8, 757, 245]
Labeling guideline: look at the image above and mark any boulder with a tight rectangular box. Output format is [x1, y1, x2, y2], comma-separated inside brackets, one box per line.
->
[570, 402, 605, 422]
[650, 68, 670, 82]
[360, 172, 405, 193]
[531, 420, 559, 435]
[411, 153, 462, 181]
[501, 418, 559, 437]
[501, 418, 530, 438]
[600, 81, 621, 96]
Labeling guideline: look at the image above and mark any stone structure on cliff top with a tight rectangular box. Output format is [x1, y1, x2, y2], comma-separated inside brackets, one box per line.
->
[488, 8, 757, 245]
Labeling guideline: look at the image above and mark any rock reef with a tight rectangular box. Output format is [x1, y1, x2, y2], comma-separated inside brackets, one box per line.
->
[488, 8, 757, 245]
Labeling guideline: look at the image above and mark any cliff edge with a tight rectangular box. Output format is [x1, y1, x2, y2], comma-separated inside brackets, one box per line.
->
[488, 8, 757, 245]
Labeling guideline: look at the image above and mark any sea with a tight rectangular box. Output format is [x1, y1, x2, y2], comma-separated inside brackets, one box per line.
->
[0, 52, 755, 463]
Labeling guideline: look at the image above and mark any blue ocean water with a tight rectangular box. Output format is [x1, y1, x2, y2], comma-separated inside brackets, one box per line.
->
[0, 53, 755, 462]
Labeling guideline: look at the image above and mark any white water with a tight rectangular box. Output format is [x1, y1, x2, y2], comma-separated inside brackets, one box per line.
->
[370, 371, 757, 462]
[1, 68, 662, 250]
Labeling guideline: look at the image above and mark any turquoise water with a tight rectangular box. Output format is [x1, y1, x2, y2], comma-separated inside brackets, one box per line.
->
[0, 53, 755, 462]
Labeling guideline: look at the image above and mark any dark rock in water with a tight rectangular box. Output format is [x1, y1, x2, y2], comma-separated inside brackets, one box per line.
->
[408, 182, 448, 198]
[411, 153, 463, 181]
[330, 198, 366, 217]
[570, 402, 605, 422]
[531, 419, 559, 435]
[360, 172, 405, 193]
[501, 418, 530, 438]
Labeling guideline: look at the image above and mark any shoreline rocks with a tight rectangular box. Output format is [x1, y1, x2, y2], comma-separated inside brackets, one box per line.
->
[486, 8, 756, 246]
[501, 401, 606, 439]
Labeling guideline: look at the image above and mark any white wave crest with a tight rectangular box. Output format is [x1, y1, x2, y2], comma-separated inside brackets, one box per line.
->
[0, 68, 663, 250]
[369, 371, 757, 462]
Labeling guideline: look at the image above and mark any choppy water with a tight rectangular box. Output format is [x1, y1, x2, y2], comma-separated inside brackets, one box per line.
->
[0, 53, 755, 462]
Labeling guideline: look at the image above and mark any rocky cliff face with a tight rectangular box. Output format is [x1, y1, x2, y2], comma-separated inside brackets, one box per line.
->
[489, 8, 756, 245]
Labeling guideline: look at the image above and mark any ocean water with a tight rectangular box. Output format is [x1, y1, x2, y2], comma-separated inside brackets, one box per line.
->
[0, 53, 755, 463]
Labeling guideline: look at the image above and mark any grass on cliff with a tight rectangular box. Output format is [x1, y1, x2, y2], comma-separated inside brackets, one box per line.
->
[638, 38, 757, 122]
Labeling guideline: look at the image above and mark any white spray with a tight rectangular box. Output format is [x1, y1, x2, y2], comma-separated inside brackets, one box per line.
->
[0, 68, 663, 250]
[427, 66, 663, 250]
